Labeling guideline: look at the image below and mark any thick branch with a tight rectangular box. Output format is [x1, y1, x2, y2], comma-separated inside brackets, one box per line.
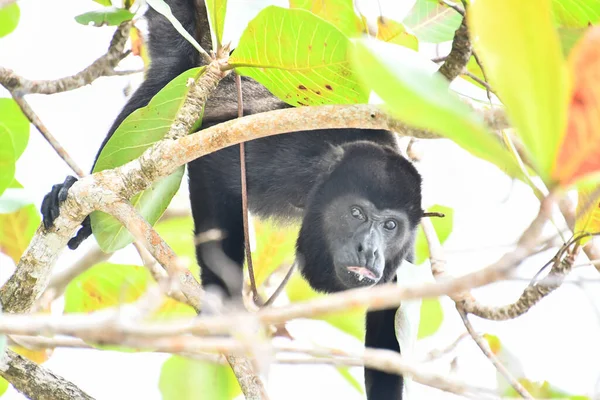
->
[438, 15, 472, 81]
[0, 349, 94, 400]
[0, 23, 131, 95]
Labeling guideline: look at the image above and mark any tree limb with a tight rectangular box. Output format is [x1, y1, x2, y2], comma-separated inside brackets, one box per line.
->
[0, 349, 94, 400]
[0, 22, 131, 95]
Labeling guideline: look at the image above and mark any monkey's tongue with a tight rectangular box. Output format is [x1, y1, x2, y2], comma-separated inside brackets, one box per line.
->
[347, 266, 376, 280]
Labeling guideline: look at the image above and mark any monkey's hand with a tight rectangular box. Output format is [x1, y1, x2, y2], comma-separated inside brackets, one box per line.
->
[41, 176, 92, 250]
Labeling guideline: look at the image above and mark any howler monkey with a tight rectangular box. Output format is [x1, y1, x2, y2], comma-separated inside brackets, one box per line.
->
[41, 1, 423, 398]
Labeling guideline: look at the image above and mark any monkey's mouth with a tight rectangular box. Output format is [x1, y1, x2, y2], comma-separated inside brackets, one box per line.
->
[347, 266, 378, 282]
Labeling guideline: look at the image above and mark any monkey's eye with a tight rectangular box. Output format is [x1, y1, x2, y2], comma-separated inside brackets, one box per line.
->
[350, 206, 365, 220]
[383, 219, 397, 231]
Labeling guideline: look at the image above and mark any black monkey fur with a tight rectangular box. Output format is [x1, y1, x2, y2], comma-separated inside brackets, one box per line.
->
[41, 1, 423, 398]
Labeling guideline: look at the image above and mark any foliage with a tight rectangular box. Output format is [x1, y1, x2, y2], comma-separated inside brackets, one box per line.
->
[74, 8, 134, 27]
[1, 0, 600, 398]
[0, 3, 19, 38]
[90, 67, 204, 252]
[159, 356, 241, 400]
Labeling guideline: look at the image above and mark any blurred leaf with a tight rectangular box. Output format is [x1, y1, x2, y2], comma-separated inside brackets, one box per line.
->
[417, 298, 443, 339]
[414, 205, 454, 265]
[469, 0, 570, 184]
[250, 219, 298, 288]
[154, 215, 199, 281]
[483, 333, 501, 355]
[0, 377, 8, 396]
[559, 26, 589, 57]
[91, 67, 205, 252]
[74, 7, 134, 27]
[0, 204, 40, 264]
[552, 27, 600, 185]
[403, 0, 461, 43]
[230, 6, 369, 106]
[12, 345, 53, 365]
[159, 355, 241, 400]
[0, 3, 19, 37]
[0, 98, 30, 159]
[376, 17, 418, 50]
[286, 272, 365, 340]
[352, 39, 521, 179]
[64, 262, 194, 318]
[205, 0, 227, 46]
[64, 262, 149, 313]
[552, 0, 600, 27]
[93, 0, 112, 6]
[573, 185, 600, 243]
[289, 0, 362, 37]
[336, 366, 364, 394]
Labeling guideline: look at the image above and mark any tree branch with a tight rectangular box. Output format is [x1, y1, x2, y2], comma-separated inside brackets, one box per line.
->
[0, 22, 131, 95]
[438, 15, 472, 81]
[0, 349, 94, 400]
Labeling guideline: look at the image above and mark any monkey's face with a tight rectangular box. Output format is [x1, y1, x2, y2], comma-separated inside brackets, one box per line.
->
[321, 195, 412, 289]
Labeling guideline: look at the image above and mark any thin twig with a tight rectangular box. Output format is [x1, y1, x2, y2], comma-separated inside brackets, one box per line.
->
[263, 262, 296, 307]
[457, 309, 533, 399]
[462, 71, 495, 94]
[12, 95, 86, 177]
[236, 73, 261, 306]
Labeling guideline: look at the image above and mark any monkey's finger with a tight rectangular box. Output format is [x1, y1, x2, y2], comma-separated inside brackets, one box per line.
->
[58, 175, 78, 203]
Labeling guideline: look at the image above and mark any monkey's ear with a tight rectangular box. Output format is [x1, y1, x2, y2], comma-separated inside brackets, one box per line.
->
[422, 210, 445, 218]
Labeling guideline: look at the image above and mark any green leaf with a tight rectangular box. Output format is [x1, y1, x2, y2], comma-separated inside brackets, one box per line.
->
[159, 356, 241, 400]
[0, 203, 39, 265]
[0, 377, 8, 396]
[0, 130, 15, 197]
[336, 367, 364, 394]
[469, 0, 570, 184]
[352, 39, 521, 179]
[205, 0, 227, 46]
[230, 6, 369, 106]
[93, 0, 112, 6]
[289, 0, 363, 38]
[286, 272, 365, 341]
[0, 98, 30, 159]
[91, 67, 205, 252]
[552, 0, 600, 27]
[417, 298, 443, 339]
[403, 0, 461, 43]
[0, 3, 19, 38]
[74, 7, 134, 27]
[414, 205, 454, 265]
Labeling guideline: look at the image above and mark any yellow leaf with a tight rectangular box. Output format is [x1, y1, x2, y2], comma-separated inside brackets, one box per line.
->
[0, 204, 40, 264]
[376, 17, 418, 51]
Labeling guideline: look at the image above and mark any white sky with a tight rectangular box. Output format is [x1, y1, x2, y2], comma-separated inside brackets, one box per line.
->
[0, 0, 599, 399]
